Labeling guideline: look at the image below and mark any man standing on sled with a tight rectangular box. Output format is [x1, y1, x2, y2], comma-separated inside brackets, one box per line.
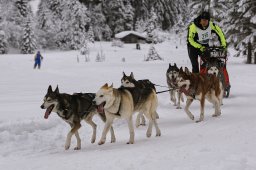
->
[187, 11, 230, 92]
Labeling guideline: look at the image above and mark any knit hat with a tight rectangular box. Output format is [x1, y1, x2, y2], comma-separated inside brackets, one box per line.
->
[200, 11, 210, 20]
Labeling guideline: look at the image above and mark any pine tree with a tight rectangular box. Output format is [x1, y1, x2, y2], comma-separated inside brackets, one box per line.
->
[224, 0, 256, 58]
[15, 0, 29, 17]
[146, 8, 157, 43]
[87, 26, 95, 43]
[0, 30, 8, 54]
[145, 45, 163, 61]
[20, 19, 37, 54]
[62, 0, 90, 50]
[123, 0, 134, 30]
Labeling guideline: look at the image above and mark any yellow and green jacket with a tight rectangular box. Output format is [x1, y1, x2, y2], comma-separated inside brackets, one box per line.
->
[187, 18, 227, 49]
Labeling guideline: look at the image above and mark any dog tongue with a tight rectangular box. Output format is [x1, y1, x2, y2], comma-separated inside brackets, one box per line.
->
[44, 107, 52, 119]
[97, 104, 104, 113]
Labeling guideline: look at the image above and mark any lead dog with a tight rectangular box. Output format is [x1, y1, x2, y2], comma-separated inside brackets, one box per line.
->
[121, 72, 158, 127]
[176, 67, 223, 123]
[40, 85, 116, 150]
[166, 63, 184, 109]
[93, 83, 161, 145]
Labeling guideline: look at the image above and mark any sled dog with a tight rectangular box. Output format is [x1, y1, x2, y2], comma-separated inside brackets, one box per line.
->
[40, 85, 116, 150]
[166, 63, 184, 109]
[93, 83, 161, 145]
[121, 72, 158, 127]
[206, 58, 224, 104]
[176, 67, 223, 123]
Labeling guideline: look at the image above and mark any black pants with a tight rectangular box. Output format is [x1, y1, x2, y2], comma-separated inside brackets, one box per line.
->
[187, 44, 201, 73]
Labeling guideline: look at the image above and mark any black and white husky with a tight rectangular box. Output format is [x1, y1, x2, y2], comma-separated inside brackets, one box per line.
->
[40, 85, 116, 150]
[121, 72, 159, 127]
[166, 63, 184, 109]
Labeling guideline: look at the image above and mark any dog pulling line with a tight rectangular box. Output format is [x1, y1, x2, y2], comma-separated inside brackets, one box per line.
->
[153, 83, 176, 94]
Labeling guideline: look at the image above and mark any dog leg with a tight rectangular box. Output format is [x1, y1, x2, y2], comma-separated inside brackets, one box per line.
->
[212, 96, 221, 117]
[85, 117, 97, 144]
[127, 117, 135, 144]
[176, 91, 182, 109]
[146, 119, 153, 137]
[74, 132, 81, 150]
[65, 122, 81, 150]
[184, 99, 194, 120]
[196, 96, 205, 123]
[153, 115, 161, 136]
[110, 126, 116, 143]
[170, 90, 177, 106]
[141, 114, 146, 125]
[135, 113, 141, 128]
[98, 114, 114, 145]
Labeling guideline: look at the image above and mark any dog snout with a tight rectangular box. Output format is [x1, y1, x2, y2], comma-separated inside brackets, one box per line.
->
[40, 104, 44, 109]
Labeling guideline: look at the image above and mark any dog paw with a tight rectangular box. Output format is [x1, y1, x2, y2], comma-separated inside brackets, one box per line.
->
[74, 146, 81, 150]
[195, 119, 202, 123]
[212, 114, 218, 117]
[190, 116, 194, 120]
[91, 138, 96, 144]
[140, 123, 146, 126]
[111, 138, 116, 143]
[146, 133, 152, 138]
[126, 141, 134, 144]
[176, 106, 182, 109]
[156, 132, 161, 137]
[98, 141, 105, 145]
[65, 145, 70, 150]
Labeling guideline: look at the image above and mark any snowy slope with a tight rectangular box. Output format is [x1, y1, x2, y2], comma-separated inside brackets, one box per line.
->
[0, 40, 256, 170]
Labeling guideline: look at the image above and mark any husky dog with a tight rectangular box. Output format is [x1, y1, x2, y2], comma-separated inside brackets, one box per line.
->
[93, 83, 161, 145]
[121, 72, 158, 127]
[206, 58, 224, 104]
[166, 63, 184, 109]
[176, 67, 223, 123]
[40, 85, 116, 150]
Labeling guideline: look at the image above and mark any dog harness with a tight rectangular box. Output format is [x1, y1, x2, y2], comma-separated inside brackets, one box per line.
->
[180, 86, 196, 99]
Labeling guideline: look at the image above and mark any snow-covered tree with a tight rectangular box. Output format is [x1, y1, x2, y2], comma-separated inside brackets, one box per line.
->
[87, 25, 95, 43]
[224, 0, 255, 59]
[20, 19, 37, 54]
[61, 0, 90, 50]
[123, 0, 134, 30]
[146, 8, 158, 43]
[145, 45, 163, 61]
[102, 0, 125, 35]
[0, 30, 8, 54]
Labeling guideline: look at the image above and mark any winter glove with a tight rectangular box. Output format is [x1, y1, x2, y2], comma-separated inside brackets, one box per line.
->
[200, 46, 206, 52]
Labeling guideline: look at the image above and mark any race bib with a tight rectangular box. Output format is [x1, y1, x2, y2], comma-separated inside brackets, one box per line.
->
[197, 26, 211, 44]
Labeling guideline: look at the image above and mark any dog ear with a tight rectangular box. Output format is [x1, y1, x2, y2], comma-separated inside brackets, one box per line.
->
[174, 63, 177, 67]
[179, 67, 183, 73]
[123, 72, 126, 77]
[185, 67, 190, 75]
[109, 83, 113, 89]
[47, 85, 53, 93]
[54, 85, 59, 93]
[169, 63, 172, 67]
[102, 83, 108, 89]
[130, 72, 134, 79]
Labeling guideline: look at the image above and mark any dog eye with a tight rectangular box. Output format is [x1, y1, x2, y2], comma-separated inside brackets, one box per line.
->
[47, 98, 52, 102]
[99, 95, 104, 97]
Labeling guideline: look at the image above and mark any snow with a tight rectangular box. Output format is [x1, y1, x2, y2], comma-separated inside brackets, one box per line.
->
[115, 31, 147, 39]
[29, 0, 40, 14]
[0, 40, 256, 170]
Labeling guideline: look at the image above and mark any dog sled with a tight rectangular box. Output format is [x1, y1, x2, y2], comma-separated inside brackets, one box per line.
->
[199, 46, 231, 97]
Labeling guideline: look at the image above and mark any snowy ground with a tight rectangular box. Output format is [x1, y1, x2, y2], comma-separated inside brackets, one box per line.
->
[0, 40, 256, 170]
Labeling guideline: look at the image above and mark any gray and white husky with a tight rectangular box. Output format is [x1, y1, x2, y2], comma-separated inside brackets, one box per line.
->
[93, 83, 161, 145]
[166, 63, 184, 109]
[40, 85, 116, 150]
